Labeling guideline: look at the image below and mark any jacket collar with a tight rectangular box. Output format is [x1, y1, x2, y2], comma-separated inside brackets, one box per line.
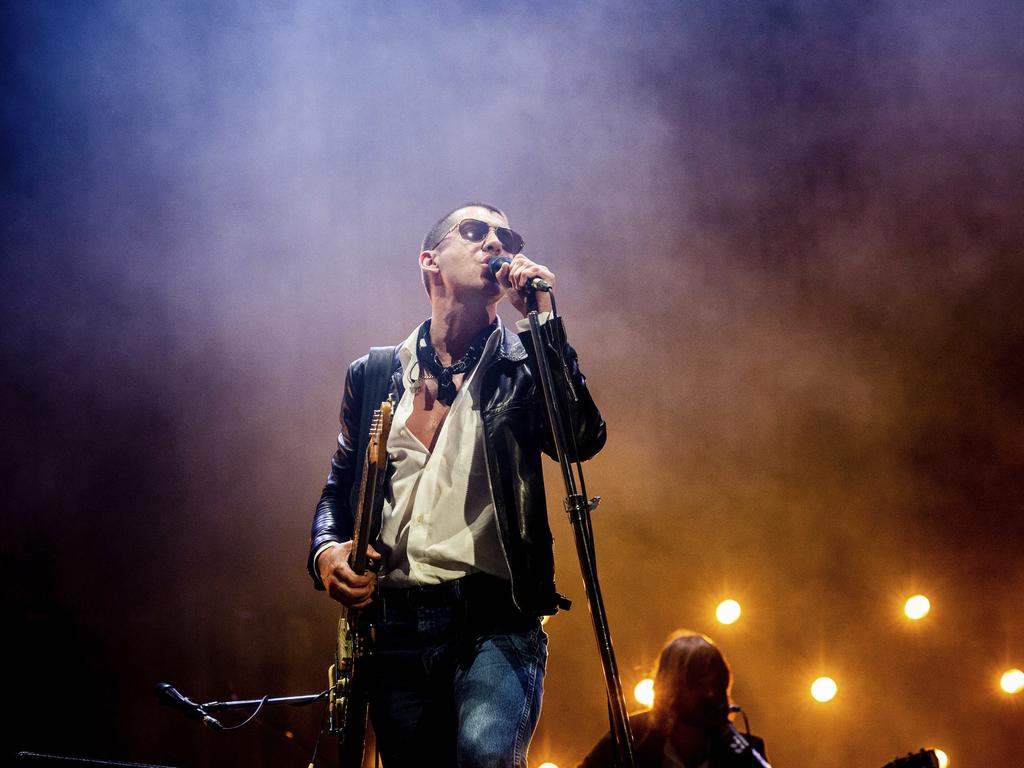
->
[391, 319, 524, 400]
[490, 320, 527, 364]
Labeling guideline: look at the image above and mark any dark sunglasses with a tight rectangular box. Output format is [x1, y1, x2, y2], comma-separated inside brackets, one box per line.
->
[432, 218, 525, 254]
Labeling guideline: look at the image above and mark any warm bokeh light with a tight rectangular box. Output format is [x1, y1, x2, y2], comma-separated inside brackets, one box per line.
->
[715, 599, 742, 625]
[933, 748, 949, 768]
[634, 678, 655, 708]
[904, 594, 931, 620]
[1000, 668, 1024, 694]
[811, 677, 838, 702]
[538, 763, 559, 768]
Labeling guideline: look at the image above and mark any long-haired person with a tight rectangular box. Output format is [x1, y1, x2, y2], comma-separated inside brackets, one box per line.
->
[580, 631, 771, 768]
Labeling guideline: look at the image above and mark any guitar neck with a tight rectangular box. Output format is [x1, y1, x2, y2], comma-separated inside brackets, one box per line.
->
[350, 462, 379, 575]
[349, 399, 392, 576]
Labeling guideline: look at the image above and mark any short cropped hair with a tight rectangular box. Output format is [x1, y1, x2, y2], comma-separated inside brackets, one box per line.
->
[420, 202, 506, 296]
[421, 202, 506, 252]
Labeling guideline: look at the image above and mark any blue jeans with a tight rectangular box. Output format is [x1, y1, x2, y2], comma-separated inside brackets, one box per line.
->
[366, 577, 548, 767]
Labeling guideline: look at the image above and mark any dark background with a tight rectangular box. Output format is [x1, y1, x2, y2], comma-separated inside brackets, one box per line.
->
[3, 1, 1022, 766]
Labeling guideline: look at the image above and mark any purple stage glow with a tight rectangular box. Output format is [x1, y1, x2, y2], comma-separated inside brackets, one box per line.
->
[3, 1, 1023, 766]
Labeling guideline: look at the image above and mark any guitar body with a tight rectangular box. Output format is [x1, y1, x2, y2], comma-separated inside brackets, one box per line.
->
[329, 398, 392, 768]
[335, 607, 373, 766]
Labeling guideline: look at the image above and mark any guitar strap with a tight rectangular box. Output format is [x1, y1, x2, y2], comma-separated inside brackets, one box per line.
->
[352, 345, 399, 537]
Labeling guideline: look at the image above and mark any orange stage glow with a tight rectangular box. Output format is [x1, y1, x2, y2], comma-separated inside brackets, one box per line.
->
[1000, 668, 1024, 694]
[811, 677, 838, 703]
[715, 599, 742, 625]
[634, 678, 655, 708]
[904, 594, 931, 620]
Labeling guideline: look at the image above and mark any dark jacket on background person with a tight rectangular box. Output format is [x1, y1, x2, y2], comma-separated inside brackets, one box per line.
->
[307, 317, 606, 616]
[580, 711, 769, 768]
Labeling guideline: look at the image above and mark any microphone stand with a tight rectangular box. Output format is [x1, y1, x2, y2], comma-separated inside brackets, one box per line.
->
[203, 692, 325, 714]
[524, 289, 636, 768]
[156, 682, 374, 765]
[156, 681, 326, 732]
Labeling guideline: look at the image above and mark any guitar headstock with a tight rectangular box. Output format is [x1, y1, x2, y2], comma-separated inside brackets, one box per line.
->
[882, 749, 939, 768]
[367, 397, 394, 469]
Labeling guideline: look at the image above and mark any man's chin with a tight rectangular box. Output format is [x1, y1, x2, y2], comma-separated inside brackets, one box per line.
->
[452, 279, 500, 303]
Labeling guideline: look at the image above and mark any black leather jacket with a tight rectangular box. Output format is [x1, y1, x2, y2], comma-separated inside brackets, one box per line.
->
[307, 317, 606, 616]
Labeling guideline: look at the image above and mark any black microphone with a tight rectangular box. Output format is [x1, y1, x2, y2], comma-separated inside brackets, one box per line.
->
[487, 255, 552, 292]
[156, 683, 203, 721]
[155, 683, 223, 731]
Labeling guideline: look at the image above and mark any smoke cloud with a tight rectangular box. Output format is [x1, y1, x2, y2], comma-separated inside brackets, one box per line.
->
[3, 1, 1022, 765]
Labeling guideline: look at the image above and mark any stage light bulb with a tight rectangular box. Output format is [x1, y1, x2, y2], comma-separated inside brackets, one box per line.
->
[634, 678, 655, 708]
[716, 599, 742, 625]
[810, 676, 837, 702]
[904, 594, 930, 620]
[538, 763, 559, 768]
[933, 748, 948, 768]
[1000, 668, 1024, 694]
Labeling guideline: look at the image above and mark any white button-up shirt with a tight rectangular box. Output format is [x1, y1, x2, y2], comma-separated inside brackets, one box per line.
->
[377, 322, 510, 587]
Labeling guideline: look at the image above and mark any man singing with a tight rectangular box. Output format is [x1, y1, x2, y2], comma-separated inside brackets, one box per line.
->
[308, 203, 607, 766]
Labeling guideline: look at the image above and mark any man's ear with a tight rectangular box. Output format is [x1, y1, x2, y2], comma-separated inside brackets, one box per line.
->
[419, 249, 440, 275]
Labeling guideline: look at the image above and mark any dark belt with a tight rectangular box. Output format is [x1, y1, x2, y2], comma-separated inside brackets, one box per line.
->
[378, 572, 513, 610]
